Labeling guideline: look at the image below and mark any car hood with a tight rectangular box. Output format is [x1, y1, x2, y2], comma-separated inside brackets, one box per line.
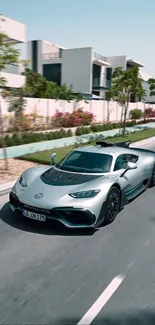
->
[15, 166, 112, 206]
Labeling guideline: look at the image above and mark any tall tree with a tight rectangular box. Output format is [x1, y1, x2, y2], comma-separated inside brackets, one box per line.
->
[24, 69, 48, 98]
[57, 83, 76, 101]
[24, 69, 83, 101]
[110, 66, 146, 136]
[105, 89, 115, 122]
[4, 88, 27, 138]
[0, 14, 20, 169]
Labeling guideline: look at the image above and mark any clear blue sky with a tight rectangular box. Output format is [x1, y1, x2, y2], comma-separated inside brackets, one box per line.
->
[1, 0, 155, 76]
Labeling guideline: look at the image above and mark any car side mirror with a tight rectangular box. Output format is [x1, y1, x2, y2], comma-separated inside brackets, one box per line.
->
[50, 153, 56, 165]
[127, 162, 137, 170]
[120, 162, 137, 177]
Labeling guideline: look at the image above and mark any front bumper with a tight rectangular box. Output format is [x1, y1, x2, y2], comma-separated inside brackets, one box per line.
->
[9, 191, 97, 228]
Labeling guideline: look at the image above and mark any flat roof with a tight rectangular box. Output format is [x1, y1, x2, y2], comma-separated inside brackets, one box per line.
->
[127, 58, 144, 68]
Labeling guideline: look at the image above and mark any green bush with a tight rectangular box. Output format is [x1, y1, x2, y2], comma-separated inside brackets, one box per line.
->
[66, 129, 73, 137]
[0, 119, 153, 149]
[130, 109, 144, 120]
[0, 128, 73, 148]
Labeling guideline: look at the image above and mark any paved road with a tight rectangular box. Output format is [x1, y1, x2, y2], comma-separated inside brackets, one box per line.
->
[1, 144, 155, 324]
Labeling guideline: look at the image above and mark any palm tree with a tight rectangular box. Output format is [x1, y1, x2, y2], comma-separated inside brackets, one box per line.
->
[5, 88, 27, 138]
[110, 66, 146, 137]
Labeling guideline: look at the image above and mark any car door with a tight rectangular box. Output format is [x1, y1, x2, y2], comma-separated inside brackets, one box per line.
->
[112, 153, 141, 192]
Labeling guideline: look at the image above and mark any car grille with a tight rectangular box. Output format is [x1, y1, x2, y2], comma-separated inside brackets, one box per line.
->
[9, 192, 96, 226]
[10, 192, 51, 215]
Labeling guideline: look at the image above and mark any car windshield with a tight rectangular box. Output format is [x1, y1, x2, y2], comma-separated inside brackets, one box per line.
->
[56, 150, 113, 173]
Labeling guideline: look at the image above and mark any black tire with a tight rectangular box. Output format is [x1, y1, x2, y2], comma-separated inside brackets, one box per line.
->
[150, 164, 155, 187]
[101, 186, 121, 225]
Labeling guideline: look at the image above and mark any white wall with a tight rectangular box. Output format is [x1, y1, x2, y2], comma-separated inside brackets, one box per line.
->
[3, 64, 20, 74]
[61, 48, 93, 93]
[27, 41, 32, 70]
[1, 72, 25, 88]
[1, 15, 25, 43]
[142, 80, 155, 103]
[42, 41, 60, 55]
[106, 56, 127, 70]
[2, 97, 153, 123]
[37, 41, 43, 74]
[100, 66, 108, 88]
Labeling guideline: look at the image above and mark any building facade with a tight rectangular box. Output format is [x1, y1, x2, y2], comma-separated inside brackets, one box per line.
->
[1, 15, 26, 88]
[27, 40, 112, 99]
[27, 40, 154, 103]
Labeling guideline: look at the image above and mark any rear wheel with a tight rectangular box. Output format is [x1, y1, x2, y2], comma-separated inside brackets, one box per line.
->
[101, 186, 121, 226]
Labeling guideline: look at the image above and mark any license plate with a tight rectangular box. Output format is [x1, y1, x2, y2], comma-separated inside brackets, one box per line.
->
[22, 209, 46, 222]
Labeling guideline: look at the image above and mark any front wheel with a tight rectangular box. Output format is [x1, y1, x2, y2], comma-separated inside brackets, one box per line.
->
[101, 186, 121, 226]
[150, 164, 155, 187]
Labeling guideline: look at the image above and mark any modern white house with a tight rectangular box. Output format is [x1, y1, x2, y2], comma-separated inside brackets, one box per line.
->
[27, 40, 112, 99]
[1, 15, 26, 88]
[27, 40, 154, 103]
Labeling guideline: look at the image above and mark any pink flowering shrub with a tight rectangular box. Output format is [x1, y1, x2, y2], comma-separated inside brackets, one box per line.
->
[145, 107, 155, 118]
[52, 109, 94, 128]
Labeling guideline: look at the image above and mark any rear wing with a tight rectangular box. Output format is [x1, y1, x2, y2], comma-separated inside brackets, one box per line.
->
[96, 140, 132, 148]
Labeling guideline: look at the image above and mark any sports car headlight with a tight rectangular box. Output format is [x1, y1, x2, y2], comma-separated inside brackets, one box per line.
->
[69, 189, 101, 199]
[19, 174, 27, 187]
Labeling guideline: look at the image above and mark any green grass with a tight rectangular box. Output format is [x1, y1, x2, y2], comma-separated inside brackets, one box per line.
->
[18, 128, 155, 165]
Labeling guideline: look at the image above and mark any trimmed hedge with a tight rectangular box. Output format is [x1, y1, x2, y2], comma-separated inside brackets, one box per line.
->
[0, 129, 73, 148]
[0, 119, 154, 148]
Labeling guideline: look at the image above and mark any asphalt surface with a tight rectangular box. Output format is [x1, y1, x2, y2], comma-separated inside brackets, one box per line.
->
[1, 144, 155, 324]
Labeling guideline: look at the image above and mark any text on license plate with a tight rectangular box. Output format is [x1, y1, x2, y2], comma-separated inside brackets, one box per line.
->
[22, 209, 46, 222]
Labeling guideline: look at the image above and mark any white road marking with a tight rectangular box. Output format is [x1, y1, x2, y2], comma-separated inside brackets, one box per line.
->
[77, 274, 125, 325]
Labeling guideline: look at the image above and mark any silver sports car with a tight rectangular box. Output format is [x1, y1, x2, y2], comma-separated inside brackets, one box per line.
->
[9, 140, 155, 228]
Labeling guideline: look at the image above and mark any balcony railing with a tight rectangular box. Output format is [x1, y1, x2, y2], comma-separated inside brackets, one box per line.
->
[42, 53, 60, 60]
[92, 78, 111, 89]
[93, 78, 100, 87]
[93, 52, 107, 62]
[106, 80, 111, 88]
[3, 64, 21, 75]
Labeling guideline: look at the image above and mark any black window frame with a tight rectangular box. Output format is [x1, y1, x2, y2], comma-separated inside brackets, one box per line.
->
[114, 153, 139, 171]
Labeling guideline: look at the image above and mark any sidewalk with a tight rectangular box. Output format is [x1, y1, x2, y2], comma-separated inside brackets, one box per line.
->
[1, 135, 155, 196]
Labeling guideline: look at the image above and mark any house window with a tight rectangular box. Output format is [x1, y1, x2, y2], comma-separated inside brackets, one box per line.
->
[32, 40, 38, 73]
[43, 63, 61, 86]
[92, 64, 101, 87]
[106, 68, 112, 87]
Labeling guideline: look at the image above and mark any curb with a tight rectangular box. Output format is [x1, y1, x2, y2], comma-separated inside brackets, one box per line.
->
[0, 187, 13, 197]
[130, 136, 155, 147]
[0, 180, 16, 197]
[1, 136, 155, 196]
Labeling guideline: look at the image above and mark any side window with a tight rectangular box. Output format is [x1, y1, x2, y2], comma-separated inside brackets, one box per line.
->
[126, 154, 139, 163]
[114, 154, 128, 171]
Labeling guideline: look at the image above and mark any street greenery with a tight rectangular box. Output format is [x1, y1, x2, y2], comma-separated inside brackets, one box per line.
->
[105, 66, 146, 136]
[0, 118, 154, 148]
[18, 127, 155, 165]
[1, 12, 155, 170]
